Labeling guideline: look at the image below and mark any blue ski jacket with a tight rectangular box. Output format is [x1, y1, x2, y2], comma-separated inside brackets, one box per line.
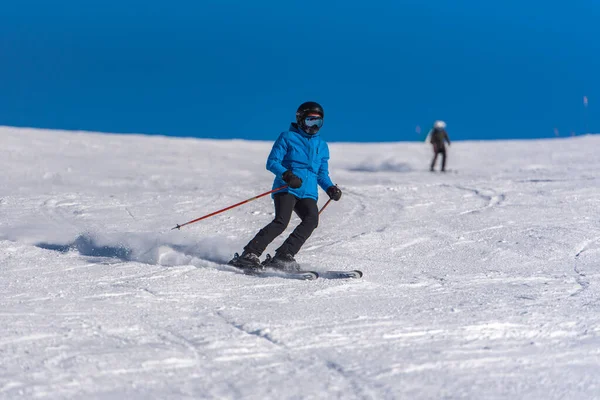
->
[267, 123, 334, 200]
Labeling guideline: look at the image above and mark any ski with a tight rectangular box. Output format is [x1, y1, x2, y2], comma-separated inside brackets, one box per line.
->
[227, 253, 361, 281]
[317, 270, 363, 279]
[233, 268, 362, 280]
[232, 267, 362, 280]
[259, 254, 361, 279]
[232, 266, 319, 280]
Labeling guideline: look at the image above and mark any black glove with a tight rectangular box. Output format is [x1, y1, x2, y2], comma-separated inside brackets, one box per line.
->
[282, 170, 302, 189]
[326, 185, 342, 201]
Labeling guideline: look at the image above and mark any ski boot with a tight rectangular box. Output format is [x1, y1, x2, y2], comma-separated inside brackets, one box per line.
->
[262, 253, 301, 272]
[228, 251, 263, 271]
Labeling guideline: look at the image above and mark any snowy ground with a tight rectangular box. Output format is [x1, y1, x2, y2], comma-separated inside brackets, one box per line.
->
[1, 126, 599, 399]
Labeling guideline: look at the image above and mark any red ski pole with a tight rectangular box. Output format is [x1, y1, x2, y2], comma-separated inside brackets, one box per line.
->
[319, 199, 332, 215]
[319, 184, 340, 215]
[171, 185, 288, 230]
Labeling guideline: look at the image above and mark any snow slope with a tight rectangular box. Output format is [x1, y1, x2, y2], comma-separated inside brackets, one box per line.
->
[1, 126, 599, 399]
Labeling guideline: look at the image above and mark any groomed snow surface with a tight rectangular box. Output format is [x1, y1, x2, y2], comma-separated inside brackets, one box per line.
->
[1, 126, 599, 399]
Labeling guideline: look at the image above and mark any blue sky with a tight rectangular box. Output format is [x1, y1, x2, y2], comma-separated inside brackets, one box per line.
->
[1, 0, 598, 142]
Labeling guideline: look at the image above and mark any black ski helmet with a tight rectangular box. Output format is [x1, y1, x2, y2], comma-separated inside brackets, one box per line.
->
[296, 101, 324, 134]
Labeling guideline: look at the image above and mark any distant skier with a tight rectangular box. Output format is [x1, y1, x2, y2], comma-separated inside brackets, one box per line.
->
[229, 101, 342, 271]
[428, 120, 451, 172]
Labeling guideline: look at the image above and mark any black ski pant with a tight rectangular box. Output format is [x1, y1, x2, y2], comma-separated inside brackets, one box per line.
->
[244, 192, 319, 257]
[430, 145, 447, 171]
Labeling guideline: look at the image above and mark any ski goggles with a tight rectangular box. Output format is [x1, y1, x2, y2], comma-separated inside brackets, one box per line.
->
[304, 115, 323, 129]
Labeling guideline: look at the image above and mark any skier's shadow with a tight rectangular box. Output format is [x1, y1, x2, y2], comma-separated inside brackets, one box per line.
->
[36, 234, 133, 263]
[35, 234, 226, 265]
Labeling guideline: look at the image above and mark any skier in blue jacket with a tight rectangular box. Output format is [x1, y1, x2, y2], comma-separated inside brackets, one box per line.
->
[229, 101, 342, 271]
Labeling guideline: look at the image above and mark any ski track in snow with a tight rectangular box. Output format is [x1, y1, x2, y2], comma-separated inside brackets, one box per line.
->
[1, 127, 600, 399]
[446, 184, 507, 215]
